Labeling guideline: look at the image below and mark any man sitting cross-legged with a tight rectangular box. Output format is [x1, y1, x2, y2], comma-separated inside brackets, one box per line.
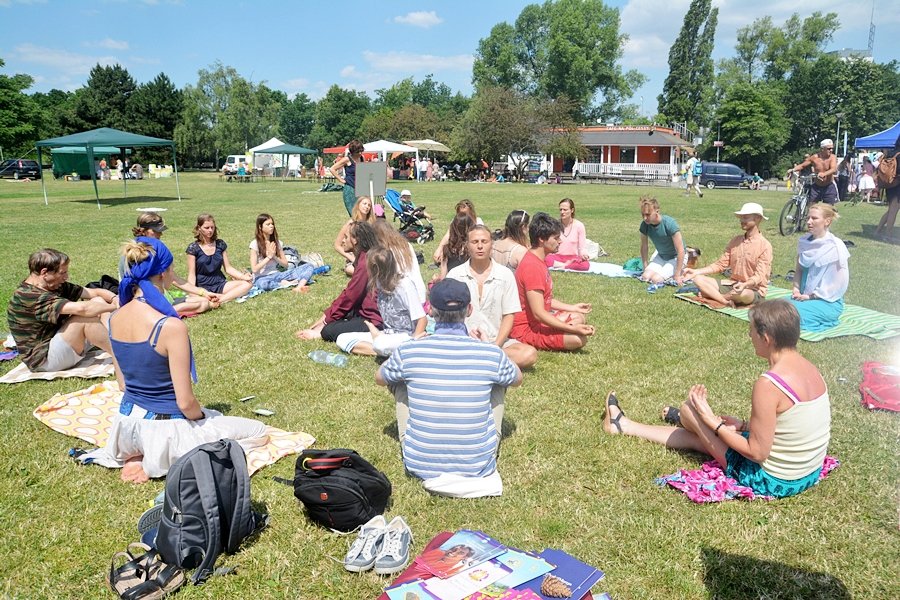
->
[509, 212, 594, 351]
[447, 225, 538, 369]
[683, 202, 773, 309]
[7, 248, 117, 372]
[375, 278, 522, 497]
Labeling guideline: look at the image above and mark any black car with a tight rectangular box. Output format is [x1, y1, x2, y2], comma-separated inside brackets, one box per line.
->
[0, 159, 41, 180]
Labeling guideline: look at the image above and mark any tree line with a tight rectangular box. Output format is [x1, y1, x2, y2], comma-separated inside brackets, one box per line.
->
[1, 0, 897, 175]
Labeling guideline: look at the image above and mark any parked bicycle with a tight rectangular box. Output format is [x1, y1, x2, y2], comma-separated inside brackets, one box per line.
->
[779, 174, 812, 235]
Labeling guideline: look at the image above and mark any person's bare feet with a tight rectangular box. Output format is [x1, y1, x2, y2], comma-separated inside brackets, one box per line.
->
[295, 328, 320, 340]
[121, 457, 149, 484]
[292, 285, 310, 294]
[602, 391, 627, 435]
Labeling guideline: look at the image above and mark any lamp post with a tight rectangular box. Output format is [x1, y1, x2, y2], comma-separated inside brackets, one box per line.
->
[716, 122, 721, 162]
[835, 113, 844, 156]
[640, 96, 644, 119]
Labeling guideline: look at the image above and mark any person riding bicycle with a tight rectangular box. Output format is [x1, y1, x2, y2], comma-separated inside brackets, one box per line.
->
[790, 139, 838, 205]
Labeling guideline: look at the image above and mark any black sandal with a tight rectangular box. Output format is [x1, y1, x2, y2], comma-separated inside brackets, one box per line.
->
[662, 406, 682, 426]
[606, 392, 626, 434]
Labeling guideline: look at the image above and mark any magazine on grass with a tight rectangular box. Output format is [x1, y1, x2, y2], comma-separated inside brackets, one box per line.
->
[515, 549, 604, 600]
[384, 579, 439, 600]
[414, 530, 507, 579]
[422, 559, 513, 600]
[467, 548, 555, 599]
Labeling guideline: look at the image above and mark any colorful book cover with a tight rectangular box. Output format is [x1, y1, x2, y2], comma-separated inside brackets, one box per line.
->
[467, 548, 555, 598]
[414, 530, 507, 579]
[515, 549, 604, 600]
[422, 559, 513, 600]
[384, 579, 440, 600]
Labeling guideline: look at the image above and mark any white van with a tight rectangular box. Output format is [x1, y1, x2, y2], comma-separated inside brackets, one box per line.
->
[223, 155, 250, 174]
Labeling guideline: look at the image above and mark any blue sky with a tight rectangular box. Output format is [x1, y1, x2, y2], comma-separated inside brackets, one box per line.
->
[1, 0, 897, 117]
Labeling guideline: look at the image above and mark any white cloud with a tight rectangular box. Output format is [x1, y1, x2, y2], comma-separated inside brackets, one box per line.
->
[393, 10, 442, 28]
[283, 77, 309, 90]
[0, 0, 48, 7]
[361, 50, 473, 72]
[10, 43, 119, 75]
[85, 38, 130, 51]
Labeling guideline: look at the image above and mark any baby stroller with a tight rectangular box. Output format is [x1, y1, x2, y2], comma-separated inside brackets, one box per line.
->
[383, 189, 435, 244]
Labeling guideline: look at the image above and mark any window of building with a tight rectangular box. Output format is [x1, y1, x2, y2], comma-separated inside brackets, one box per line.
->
[619, 146, 636, 163]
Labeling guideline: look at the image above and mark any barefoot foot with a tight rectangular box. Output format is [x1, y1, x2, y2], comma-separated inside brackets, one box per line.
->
[121, 457, 150, 484]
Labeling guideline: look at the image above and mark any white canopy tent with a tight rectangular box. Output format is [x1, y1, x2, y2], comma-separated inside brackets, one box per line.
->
[248, 137, 286, 170]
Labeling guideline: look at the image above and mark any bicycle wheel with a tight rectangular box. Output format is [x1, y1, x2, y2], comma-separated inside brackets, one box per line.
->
[779, 198, 801, 235]
[798, 195, 810, 232]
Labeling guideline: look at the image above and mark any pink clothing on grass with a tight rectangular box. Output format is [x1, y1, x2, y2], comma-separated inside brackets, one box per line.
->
[545, 218, 589, 270]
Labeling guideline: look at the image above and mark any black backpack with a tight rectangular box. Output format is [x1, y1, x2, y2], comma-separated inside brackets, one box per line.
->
[156, 439, 263, 584]
[289, 449, 391, 532]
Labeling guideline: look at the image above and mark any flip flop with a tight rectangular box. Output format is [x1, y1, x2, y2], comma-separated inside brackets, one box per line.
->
[606, 392, 625, 434]
[662, 406, 682, 426]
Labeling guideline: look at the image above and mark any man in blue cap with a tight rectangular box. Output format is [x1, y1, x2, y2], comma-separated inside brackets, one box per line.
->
[376, 278, 522, 493]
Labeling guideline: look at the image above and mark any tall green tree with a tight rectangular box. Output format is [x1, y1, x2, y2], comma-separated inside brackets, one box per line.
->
[128, 73, 182, 139]
[31, 89, 77, 140]
[173, 86, 214, 167]
[451, 85, 583, 178]
[306, 85, 371, 149]
[717, 81, 788, 173]
[472, 0, 637, 119]
[762, 12, 839, 81]
[279, 92, 316, 147]
[0, 59, 41, 155]
[657, 0, 718, 128]
[72, 64, 136, 130]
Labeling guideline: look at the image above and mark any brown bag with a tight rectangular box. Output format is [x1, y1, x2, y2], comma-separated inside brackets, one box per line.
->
[876, 152, 899, 189]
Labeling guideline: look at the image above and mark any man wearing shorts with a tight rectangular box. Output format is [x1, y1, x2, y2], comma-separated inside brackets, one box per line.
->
[7, 249, 117, 372]
[510, 212, 594, 351]
[448, 225, 538, 369]
[791, 139, 838, 204]
[639, 196, 687, 285]
[683, 202, 773, 308]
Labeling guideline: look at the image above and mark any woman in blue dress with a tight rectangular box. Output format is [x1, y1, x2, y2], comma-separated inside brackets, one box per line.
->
[186, 213, 253, 304]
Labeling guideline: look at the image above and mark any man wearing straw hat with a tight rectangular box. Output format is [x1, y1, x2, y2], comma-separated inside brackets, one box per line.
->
[683, 202, 773, 308]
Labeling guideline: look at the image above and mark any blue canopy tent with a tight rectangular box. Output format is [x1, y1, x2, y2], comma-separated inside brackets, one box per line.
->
[855, 121, 900, 149]
[35, 127, 181, 209]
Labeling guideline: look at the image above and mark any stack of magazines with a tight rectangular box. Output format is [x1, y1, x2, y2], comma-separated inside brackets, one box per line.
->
[383, 529, 609, 600]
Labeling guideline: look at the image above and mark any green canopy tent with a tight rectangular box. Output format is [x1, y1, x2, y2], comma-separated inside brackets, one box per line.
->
[50, 146, 130, 179]
[251, 143, 316, 181]
[35, 127, 181, 209]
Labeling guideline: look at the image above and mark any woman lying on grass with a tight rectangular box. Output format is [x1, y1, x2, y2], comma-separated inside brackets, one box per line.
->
[78, 238, 268, 482]
[603, 299, 831, 498]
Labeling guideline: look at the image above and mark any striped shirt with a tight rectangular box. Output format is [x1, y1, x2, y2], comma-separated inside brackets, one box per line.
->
[380, 329, 519, 479]
[7, 281, 83, 369]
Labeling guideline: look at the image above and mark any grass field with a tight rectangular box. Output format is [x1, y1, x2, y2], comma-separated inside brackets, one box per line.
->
[0, 174, 898, 599]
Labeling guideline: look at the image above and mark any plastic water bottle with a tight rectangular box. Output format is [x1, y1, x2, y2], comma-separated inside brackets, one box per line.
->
[647, 282, 664, 294]
[308, 350, 349, 368]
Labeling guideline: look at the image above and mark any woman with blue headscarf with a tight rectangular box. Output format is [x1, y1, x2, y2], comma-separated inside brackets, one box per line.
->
[78, 238, 268, 483]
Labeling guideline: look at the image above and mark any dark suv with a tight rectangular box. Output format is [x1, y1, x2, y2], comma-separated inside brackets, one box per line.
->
[699, 162, 750, 189]
[0, 159, 41, 180]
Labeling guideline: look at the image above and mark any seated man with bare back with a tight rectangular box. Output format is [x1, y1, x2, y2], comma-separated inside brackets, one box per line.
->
[791, 139, 838, 205]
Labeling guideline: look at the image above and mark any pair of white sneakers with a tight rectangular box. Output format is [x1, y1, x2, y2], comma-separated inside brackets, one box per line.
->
[343, 515, 412, 575]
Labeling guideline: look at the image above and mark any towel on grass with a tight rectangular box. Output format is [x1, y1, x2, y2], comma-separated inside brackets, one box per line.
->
[550, 262, 641, 277]
[675, 286, 900, 341]
[1, 349, 115, 384]
[656, 456, 840, 503]
[33, 381, 315, 476]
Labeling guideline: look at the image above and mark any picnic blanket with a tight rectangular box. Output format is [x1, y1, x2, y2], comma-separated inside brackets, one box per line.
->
[0, 349, 115, 384]
[656, 456, 840, 503]
[675, 286, 900, 341]
[550, 262, 641, 277]
[33, 381, 315, 476]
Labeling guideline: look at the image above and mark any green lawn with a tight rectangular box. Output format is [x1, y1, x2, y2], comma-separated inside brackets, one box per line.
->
[0, 174, 898, 599]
